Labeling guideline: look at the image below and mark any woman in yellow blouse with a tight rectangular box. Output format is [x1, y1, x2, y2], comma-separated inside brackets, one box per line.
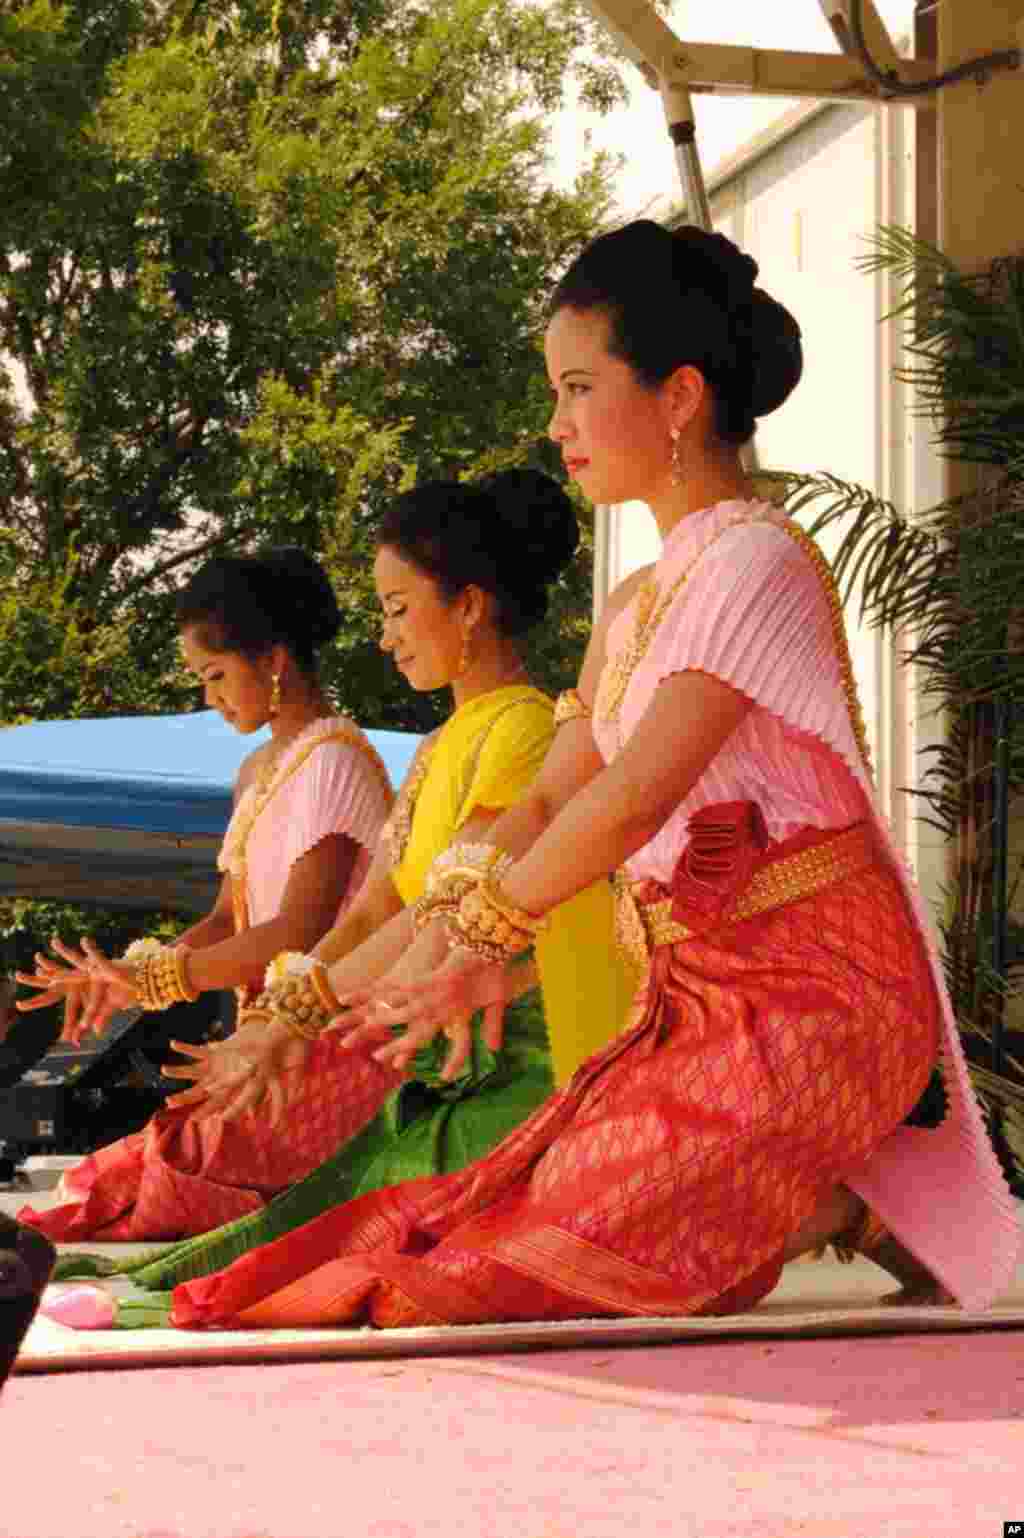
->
[62, 469, 634, 1304]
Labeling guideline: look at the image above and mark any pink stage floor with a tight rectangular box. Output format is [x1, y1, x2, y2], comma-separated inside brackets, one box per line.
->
[4, 1173, 1023, 1536]
[5, 1324, 1024, 1538]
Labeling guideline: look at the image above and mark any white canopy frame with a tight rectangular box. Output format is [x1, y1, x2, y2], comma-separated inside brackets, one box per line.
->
[578, 1, 1019, 226]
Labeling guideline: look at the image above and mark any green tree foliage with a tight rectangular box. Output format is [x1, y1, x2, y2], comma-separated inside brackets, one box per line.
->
[0, 0, 619, 982]
[0, 0, 619, 727]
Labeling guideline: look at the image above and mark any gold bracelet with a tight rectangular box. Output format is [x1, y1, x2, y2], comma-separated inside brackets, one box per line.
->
[236, 1005, 274, 1030]
[411, 889, 468, 934]
[414, 843, 517, 934]
[479, 877, 548, 937]
[553, 688, 591, 727]
[424, 843, 515, 899]
[173, 947, 200, 1003]
[308, 961, 341, 1017]
[133, 954, 159, 1011]
[444, 914, 528, 965]
[272, 975, 331, 1042]
[454, 885, 534, 961]
[139, 952, 165, 1011]
[134, 948, 198, 1011]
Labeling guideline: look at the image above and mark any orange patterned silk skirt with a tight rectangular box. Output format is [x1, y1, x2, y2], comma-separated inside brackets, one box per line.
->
[19, 1037, 400, 1242]
[171, 805, 940, 1329]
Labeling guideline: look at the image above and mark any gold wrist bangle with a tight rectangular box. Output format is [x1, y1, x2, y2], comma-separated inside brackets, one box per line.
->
[309, 961, 341, 1016]
[411, 891, 463, 933]
[236, 1006, 274, 1029]
[480, 878, 548, 936]
[273, 975, 330, 1042]
[159, 949, 179, 1006]
[444, 915, 526, 965]
[454, 887, 533, 960]
[553, 688, 591, 727]
[133, 955, 157, 1011]
[282, 1014, 322, 1042]
[424, 844, 515, 900]
[173, 947, 200, 1003]
[136, 947, 198, 1011]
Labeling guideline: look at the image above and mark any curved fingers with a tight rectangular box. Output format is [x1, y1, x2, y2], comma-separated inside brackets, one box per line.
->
[438, 1019, 474, 1081]
[49, 938, 93, 972]
[168, 1039, 213, 1062]
[14, 987, 66, 1013]
[371, 1014, 446, 1068]
[164, 1084, 213, 1112]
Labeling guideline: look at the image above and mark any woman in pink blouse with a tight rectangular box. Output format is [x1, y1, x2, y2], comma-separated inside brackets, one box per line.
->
[16, 548, 397, 1241]
[166, 221, 1018, 1331]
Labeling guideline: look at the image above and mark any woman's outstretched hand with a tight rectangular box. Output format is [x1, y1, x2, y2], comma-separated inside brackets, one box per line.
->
[160, 1013, 311, 1125]
[14, 937, 139, 1045]
[160, 1015, 304, 1124]
[332, 923, 511, 1082]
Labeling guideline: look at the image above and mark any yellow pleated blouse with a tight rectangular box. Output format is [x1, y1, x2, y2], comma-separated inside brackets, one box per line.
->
[391, 685, 636, 1086]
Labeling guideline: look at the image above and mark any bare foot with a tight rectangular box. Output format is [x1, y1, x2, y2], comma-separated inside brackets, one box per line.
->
[868, 1234, 954, 1306]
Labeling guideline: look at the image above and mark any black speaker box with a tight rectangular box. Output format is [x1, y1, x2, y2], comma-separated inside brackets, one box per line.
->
[0, 991, 221, 1170]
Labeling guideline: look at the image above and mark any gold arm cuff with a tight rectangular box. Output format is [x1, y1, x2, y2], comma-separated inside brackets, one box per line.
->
[553, 688, 591, 727]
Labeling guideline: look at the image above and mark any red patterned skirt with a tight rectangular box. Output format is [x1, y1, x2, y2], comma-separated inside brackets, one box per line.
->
[18, 1039, 400, 1242]
[171, 809, 940, 1328]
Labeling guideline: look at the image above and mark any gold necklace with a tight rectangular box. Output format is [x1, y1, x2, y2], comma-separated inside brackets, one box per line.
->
[595, 510, 873, 776]
[383, 671, 534, 869]
[595, 508, 755, 733]
[381, 747, 433, 869]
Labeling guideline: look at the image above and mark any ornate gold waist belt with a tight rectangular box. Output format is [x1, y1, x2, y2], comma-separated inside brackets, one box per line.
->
[614, 823, 875, 971]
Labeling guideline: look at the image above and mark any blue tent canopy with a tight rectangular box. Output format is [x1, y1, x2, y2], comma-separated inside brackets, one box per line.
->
[0, 712, 419, 912]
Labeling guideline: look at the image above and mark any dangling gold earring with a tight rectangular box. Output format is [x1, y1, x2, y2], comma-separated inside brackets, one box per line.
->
[268, 671, 281, 719]
[669, 426, 684, 487]
[456, 620, 476, 680]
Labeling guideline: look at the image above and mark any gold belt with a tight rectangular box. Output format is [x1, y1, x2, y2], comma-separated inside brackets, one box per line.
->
[614, 823, 875, 971]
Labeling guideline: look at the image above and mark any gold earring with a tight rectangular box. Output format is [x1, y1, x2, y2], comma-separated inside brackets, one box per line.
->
[669, 426, 684, 486]
[456, 621, 475, 679]
[269, 672, 281, 718]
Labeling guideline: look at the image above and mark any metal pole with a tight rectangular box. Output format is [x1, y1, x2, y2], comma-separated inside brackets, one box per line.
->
[659, 78, 713, 231]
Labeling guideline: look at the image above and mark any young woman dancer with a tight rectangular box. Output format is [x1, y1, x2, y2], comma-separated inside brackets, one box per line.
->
[17, 548, 396, 1241]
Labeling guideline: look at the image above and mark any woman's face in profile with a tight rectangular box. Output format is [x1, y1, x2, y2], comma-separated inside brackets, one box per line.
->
[545, 305, 677, 508]
[374, 545, 463, 694]
[180, 626, 274, 735]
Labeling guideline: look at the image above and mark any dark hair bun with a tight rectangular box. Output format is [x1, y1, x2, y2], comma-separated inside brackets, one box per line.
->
[485, 468, 578, 576]
[671, 226, 758, 312]
[260, 547, 342, 651]
[175, 546, 342, 669]
[551, 218, 802, 444]
[749, 290, 803, 417]
[375, 470, 578, 638]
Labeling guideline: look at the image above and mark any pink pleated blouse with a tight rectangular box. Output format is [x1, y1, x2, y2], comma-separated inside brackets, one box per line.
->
[220, 717, 393, 926]
[595, 503, 867, 884]
[593, 500, 1021, 1312]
